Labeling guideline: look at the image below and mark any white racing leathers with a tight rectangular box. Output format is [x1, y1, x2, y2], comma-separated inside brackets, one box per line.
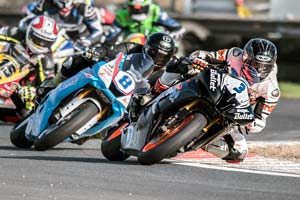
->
[154, 48, 280, 162]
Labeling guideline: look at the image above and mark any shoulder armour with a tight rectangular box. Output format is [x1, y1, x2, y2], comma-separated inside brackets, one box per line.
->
[231, 47, 243, 57]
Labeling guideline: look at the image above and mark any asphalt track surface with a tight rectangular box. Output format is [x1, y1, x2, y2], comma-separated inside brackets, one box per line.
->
[0, 99, 299, 200]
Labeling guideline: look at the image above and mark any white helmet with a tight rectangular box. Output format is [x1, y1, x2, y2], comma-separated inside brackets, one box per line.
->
[26, 15, 59, 54]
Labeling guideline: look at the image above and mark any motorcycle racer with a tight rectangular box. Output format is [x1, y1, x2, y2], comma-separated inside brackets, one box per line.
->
[21, 0, 105, 48]
[36, 32, 177, 143]
[154, 38, 280, 163]
[37, 32, 176, 98]
[106, 0, 185, 43]
[0, 15, 59, 116]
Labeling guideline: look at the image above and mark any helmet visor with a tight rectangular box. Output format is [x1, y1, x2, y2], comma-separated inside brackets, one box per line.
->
[251, 59, 273, 80]
[28, 30, 55, 48]
[128, 4, 149, 15]
[146, 47, 173, 67]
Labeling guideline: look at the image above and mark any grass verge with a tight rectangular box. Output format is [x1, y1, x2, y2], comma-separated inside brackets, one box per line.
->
[279, 82, 300, 99]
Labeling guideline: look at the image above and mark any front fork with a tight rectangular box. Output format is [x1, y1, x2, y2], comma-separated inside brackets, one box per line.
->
[60, 88, 109, 139]
[177, 99, 230, 151]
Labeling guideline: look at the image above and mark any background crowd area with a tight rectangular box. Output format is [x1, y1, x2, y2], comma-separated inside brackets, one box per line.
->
[0, 0, 299, 98]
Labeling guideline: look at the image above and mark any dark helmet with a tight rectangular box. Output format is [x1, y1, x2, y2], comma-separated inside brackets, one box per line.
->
[143, 32, 176, 68]
[54, 0, 73, 16]
[243, 38, 277, 80]
[127, 0, 151, 21]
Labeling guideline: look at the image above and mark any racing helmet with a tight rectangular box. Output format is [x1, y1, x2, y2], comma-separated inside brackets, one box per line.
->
[54, 0, 73, 16]
[26, 15, 59, 54]
[143, 32, 176, 68]
[243, 38, 277, 80]
[127, 0, 152, 21]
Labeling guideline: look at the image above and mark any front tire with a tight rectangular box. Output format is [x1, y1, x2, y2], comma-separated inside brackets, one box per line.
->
[10, 116, 33, 149]
[138, 113, 207, 165]
[101, 122, 130, 161]
[34, 101, 98, 151]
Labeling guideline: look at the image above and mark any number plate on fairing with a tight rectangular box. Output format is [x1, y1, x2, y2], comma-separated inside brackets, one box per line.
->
[224, 76, 250, 108]
[113, 71, 135, 95]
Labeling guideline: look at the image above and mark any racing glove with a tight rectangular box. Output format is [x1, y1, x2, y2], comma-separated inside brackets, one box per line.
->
[84, 46, 109, 62]
[166, 56, 191, 75]
[247, 118, 266, 134]
[169, 27, 186, 41]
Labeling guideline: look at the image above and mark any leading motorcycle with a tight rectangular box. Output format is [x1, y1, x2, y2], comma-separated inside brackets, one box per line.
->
[101, 62, 258, 165]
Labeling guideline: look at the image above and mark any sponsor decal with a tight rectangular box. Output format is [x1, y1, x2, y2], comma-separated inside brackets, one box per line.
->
[216, 49, 227, 61]
[255, 55, 272, 62]
[234, 112, 254, 120]
[262, 104, 276, 114]
[84, 73, 92, 78]
[209, 69, 218, 91]
[98, 63, 114, 84]
[61, 76, 77, 89]
[236, 109, 250, 113]
[160, 35, 172, 50]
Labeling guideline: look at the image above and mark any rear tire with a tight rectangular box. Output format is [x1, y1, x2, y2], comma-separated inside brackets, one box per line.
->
[34, 101, 98, 151]
[101, 122, 130, 161]
[10, 116, 33, 149]
[138, 113, 207, 165]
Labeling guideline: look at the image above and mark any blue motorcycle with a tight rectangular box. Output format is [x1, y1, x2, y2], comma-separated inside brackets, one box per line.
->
[10, 53, 154, 150]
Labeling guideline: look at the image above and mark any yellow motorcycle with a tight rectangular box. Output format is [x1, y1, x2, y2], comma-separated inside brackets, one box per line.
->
[0, 51, 34, 123]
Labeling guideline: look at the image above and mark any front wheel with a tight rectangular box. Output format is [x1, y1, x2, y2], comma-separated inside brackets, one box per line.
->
[138, 113, 207, 165]
[101, 122, 130, 161]
[10, 116, 33, 149]
[34, 101, 98, 151]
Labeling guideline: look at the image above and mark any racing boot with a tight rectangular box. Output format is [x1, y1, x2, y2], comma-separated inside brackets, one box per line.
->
[204, 135, 247, 164]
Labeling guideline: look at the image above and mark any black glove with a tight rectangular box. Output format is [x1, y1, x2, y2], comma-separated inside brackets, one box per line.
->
[35, 78, 57, 104]
[166, 56, 191, 75]
[128, 93, 143, 122]
[205, 54, 229, 66]
[84, 46, 109, 62]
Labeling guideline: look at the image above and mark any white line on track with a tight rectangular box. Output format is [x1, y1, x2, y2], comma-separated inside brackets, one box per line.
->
[168, 155, 300, 178]
[170, 161, 300, 178]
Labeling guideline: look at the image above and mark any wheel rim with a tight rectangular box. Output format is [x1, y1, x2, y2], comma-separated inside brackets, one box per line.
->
[142, 115, 195, 152]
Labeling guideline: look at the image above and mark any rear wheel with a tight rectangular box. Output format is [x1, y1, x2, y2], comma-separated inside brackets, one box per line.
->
[10, 116, 33, 149]
[101, 122, 130, 161]
[34, 101, 98, 151]
[138, 113, 207, 165]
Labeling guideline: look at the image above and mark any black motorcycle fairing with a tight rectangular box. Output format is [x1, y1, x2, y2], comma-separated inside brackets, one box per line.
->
[215, 81, 254, 126]
[196, 68, 223, 105]
[155, 78, 202, 114]
[224, 105, 254, 126]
